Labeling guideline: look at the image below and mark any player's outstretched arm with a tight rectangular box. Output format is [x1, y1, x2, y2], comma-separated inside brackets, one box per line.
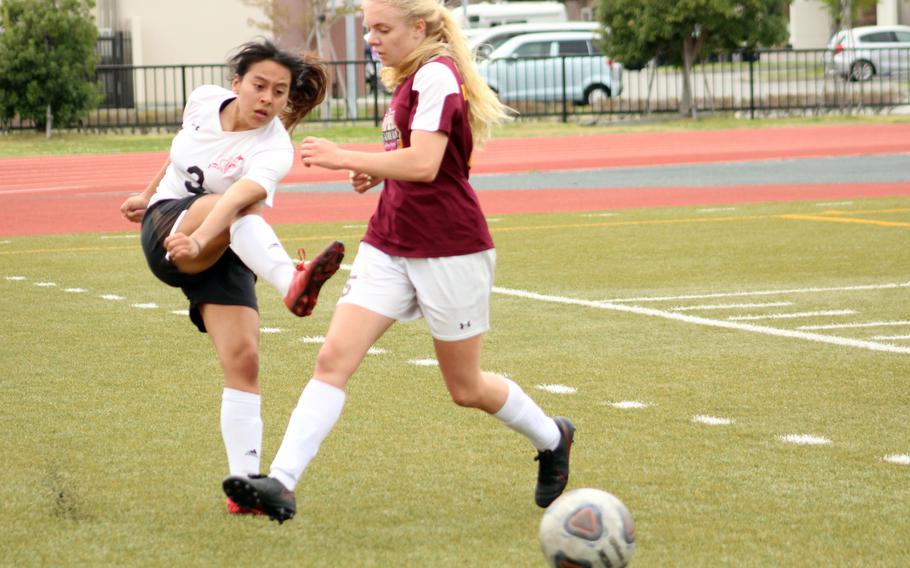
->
[300, 130, 447, 183]
[120, 159, 170, 223]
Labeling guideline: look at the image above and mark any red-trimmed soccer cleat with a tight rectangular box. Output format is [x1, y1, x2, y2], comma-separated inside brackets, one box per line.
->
[226, 497, 265, 516]
[284, 241, 345, 317]
[223, 474, 296, 524]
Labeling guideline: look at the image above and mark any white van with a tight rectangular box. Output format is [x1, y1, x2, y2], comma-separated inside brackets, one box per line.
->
[468, 21, 602, 59]
[450, 2, 567, 29]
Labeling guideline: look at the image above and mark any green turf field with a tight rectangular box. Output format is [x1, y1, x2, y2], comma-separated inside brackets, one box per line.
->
[1, 197, 908, 566]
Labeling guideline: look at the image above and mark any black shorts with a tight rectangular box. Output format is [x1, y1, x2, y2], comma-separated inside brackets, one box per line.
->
[140, 196, 258, 333]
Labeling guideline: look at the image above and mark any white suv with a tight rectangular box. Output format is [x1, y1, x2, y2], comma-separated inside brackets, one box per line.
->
[468, 22, 602, 60]
[825, 25, 910, 81]
[477, 31, 623, 104]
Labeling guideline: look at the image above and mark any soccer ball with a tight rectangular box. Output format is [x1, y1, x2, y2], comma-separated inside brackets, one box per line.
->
[539, 488, 636, 568]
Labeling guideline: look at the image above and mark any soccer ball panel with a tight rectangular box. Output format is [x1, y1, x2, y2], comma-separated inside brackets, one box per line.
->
[539, 488, 635, 568]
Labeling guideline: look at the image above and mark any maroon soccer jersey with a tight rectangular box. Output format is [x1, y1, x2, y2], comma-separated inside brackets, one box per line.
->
[362, 57, 494, 258]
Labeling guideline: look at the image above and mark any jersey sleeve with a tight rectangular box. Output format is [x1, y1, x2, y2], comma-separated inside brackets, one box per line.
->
[411, 62, 462, 135]
[241, 129, 294, 208]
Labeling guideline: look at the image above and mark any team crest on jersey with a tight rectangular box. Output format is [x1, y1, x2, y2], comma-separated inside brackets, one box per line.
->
[381, 108, 401, 151]
[208, 154, 245, 173]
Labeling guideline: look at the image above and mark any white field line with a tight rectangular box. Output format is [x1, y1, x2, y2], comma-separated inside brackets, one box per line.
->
[798, 320, 910, 331]
[604, 281, 910, 303]
[671, 301, 793, 312]
[883, 454, 910, 465]
[0, 184, 88, 195]
[779, 434, 832, 446]
[814, 201, 854, 207]
[130, 303, 158, 309]
[727, 309, 855, 321]
[609, 401, 650, 409]
[260, 327, 283, 333]
[408, 358, 438, 367]
[872, 334, 910, 340]
[536, 384, 577, 394]
[492, 286, 910, 354]
[697, 207, 736, 213]
[692, 415, 735, 426]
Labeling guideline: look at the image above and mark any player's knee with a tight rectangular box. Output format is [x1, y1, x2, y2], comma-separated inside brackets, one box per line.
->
[230, 343, 260, 379]
[447, 383, 483, 409]
[314, 340, 353, 379]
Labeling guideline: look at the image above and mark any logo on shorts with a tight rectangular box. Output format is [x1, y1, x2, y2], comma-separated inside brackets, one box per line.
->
[459, 321, 472, 330]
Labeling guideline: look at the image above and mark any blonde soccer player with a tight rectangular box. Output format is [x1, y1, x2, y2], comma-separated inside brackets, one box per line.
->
[223, 1, 574, 522]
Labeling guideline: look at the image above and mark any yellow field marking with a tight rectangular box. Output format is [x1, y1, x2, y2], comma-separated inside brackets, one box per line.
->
[0, 233, 360, 256]
[491, 215, 770, 233]
[279, 233, 365, 243]
[818, 208, 910, 216]
[0, 245, 137, 256]
[2, 206, 907, 256]
[778, 214, 910, 228]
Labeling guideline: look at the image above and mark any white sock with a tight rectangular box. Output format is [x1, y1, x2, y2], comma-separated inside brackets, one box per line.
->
[229, 214, 295, 297]
[269, 379, 346, 491]
[221, 388, 263, 476]
[493, 378, 560, 451]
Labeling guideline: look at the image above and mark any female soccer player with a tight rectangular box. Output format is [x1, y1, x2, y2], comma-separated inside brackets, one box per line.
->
[119, 40, 344, 514]
[223, 2, 574, 523]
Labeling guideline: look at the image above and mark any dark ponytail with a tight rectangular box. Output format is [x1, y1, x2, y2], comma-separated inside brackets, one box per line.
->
[228, 39, 328, 132]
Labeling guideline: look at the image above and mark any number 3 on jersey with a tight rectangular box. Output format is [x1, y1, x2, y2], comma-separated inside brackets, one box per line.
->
[184, 166, 205, 194]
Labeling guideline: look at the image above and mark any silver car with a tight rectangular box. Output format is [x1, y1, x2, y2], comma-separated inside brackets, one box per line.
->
[468, 22, 602, 60]
[477, 31, 623, 104]
[825, 25, 910, 81]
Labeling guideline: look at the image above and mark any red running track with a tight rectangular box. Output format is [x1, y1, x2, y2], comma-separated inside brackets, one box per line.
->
[1, 123, 909, 236]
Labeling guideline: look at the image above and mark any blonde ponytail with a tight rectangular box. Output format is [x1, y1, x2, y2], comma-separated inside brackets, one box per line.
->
[373, 0, 510, 146]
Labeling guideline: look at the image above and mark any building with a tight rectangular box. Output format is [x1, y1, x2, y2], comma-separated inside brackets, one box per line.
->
[789, 0, 910, 48]
[92, 1, 910, 65]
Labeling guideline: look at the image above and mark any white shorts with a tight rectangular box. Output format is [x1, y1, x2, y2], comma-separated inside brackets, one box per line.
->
[338, 242, 496, 341]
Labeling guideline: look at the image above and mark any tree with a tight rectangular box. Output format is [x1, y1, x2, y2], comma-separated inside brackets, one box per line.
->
[819, 0, 877, 33]
[599, 0, 790, 116]
[0, 0, 100, 138]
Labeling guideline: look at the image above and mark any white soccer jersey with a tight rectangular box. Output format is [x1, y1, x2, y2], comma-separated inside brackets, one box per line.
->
[150, 85, 293, 208]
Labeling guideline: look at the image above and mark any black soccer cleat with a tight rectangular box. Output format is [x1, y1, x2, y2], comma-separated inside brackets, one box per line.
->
[534, 417, 575, 508]
[222, 474, 297, 524]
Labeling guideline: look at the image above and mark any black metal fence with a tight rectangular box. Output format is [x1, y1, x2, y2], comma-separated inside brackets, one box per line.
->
[5, 47, 910, 131]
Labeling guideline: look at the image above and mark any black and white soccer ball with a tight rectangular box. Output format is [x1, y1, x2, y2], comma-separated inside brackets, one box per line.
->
[539, 488, 636, 568]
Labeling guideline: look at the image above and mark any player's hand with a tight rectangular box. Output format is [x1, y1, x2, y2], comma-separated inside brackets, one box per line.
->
[164, 233, 201, 262]
[120, 194, 149, 223]
[300, 136, 343, 170]
[349, 170, 382, 194]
